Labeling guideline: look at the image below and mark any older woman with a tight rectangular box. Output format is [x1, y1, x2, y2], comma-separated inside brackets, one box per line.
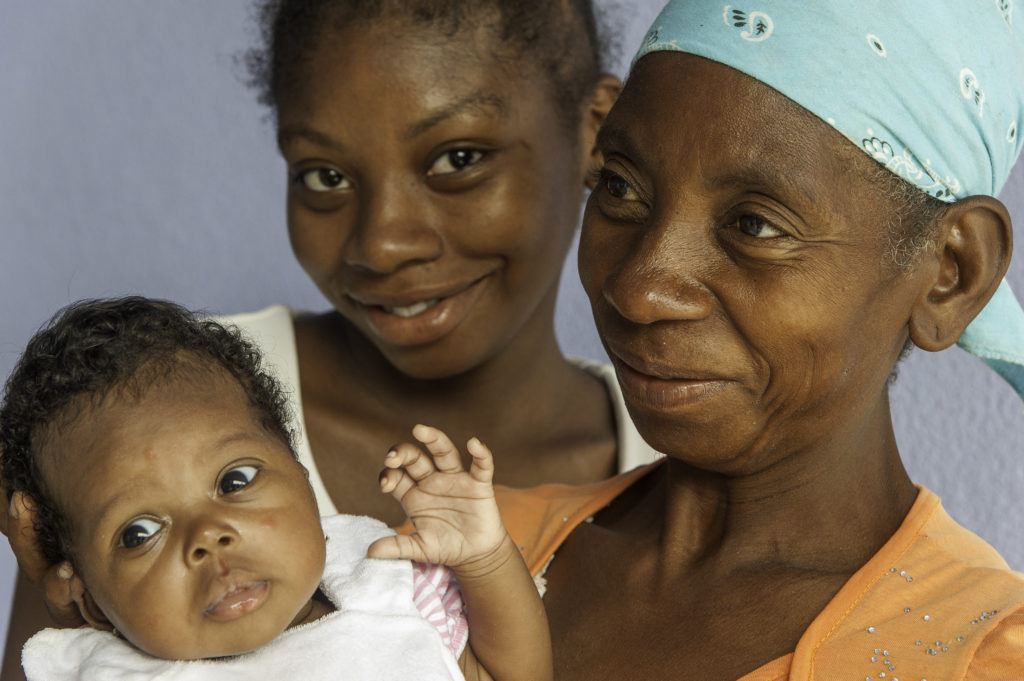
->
[496, 2, 1024, 679]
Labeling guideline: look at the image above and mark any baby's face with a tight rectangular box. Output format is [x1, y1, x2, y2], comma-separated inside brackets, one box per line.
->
[40, 367, 326, 659]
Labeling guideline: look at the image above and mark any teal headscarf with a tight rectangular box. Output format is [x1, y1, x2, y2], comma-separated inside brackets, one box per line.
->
[634, 1, 1024, 398]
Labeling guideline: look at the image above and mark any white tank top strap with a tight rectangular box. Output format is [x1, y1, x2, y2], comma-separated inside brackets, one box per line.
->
[213, 306, 339, 515]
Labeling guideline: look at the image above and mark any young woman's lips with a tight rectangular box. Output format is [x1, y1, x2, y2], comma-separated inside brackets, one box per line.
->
[611, 355, 730, 411]
[353, 276, 490, 348]
[204, 580, 270, 622]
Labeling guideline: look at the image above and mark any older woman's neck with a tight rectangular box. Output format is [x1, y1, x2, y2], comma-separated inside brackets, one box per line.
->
[657, 395, 917, 577]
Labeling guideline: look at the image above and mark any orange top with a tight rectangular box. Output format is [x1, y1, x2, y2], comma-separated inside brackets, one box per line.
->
[487, 462, 1024, 681]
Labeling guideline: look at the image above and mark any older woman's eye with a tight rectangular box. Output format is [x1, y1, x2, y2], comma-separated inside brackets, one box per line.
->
[120, 518, 162, 549]
[299, 168, 350, 192]
[427, 149, 484, 176]
[218, 465, 259, 495]
[599, 170, 639, 200]
[738, 215, 786, 238]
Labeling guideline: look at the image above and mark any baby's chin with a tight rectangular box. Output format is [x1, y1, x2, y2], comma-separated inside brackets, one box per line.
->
[119, 601, 309, 661]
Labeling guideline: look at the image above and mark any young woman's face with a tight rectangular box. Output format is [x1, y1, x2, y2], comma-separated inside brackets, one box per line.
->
[581, 53, 931, 474]
[42, 366, 325, 659]
[277, 20, 595, 379]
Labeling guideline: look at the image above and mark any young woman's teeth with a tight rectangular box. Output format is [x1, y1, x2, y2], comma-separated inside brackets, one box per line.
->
[385, 299, 440, 318]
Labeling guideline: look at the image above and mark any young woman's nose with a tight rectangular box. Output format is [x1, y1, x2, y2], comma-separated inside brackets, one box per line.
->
[602, 226, 715, 325]
[185, 518, 240, 565]
[343, 179, 444, 274]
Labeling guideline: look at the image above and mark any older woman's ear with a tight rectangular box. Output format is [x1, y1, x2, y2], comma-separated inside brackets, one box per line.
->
[908, 196, 1013, 352]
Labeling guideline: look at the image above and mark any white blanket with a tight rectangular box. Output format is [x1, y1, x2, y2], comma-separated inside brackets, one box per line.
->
[22, 515, 464, 681]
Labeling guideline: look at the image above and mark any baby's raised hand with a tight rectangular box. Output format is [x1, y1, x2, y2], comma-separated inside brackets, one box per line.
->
[366, 425, 509, 577]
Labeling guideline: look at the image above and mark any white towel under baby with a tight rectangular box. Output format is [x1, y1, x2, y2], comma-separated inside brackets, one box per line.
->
[22, 515, 465, 681]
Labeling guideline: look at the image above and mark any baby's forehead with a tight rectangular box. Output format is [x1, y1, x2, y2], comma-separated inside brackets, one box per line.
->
[36, 364, 268, 499]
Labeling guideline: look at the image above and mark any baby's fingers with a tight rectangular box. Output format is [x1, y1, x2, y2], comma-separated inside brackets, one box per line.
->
[412, 424, 463, 473]
[366, 533, 429, 563]
[379, 467, 416, 503]
[466, 437, 495, 484]
[384, 442, 437, 481]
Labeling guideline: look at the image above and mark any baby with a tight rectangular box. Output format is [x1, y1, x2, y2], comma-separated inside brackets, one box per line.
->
[0, 297, 550, 681]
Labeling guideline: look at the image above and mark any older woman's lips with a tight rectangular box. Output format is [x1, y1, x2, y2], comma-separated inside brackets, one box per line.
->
[611, 355, 729, 410]
[204, 580, 270, 622]
[353, 276, 490, 348]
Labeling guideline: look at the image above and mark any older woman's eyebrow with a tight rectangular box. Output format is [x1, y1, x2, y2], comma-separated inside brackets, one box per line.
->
[404, 91, 508, 140]
[595, 125, 642, 159]
[708, 168, 818, 206]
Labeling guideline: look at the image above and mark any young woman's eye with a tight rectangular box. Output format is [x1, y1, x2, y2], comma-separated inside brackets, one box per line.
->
[120, 518, 162, 549]
[599, 169, 639, 201]
[737, 214, 786, 239]
[218, 465, 259, 495]
[298, 168, 351, 192]
[427, 149, 484, 176]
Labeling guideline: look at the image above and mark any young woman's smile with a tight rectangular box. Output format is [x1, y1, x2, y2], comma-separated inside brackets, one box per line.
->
[350, 273, 494, 348]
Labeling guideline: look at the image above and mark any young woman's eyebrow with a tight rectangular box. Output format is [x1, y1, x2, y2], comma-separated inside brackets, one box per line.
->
[276, 126, 348, 154]
[404, 91, 507, 140]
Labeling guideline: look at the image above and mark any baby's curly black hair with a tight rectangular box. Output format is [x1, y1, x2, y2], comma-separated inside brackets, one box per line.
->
[0, 297, 295, 567]
[244, 0, 609, 130]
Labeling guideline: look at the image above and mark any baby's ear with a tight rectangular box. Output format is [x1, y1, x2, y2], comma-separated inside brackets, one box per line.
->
[65, 566, 114, 632]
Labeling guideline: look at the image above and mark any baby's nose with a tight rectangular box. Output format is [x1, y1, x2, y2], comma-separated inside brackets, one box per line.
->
[186, 522, 239, 564]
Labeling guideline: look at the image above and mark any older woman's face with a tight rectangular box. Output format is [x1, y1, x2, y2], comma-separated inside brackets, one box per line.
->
[581, 53, 931, 473]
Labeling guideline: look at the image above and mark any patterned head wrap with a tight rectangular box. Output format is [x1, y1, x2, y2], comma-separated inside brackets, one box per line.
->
[633, 1, 1024, 398]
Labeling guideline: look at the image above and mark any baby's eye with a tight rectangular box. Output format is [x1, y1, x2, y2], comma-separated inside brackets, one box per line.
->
[427, 149, 484, 176]
[120, 518, 162, 549]
[298, 168, 351, 192]
[737, 215, 786, 239]
[218, 465, 259, 495]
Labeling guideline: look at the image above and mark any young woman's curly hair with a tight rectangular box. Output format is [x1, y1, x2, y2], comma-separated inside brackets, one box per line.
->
[244, 0, 610, 130]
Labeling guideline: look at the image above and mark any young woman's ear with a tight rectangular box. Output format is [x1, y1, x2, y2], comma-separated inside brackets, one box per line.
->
[908, 195, 1013, 351]
[579, 74, 621, 189]
[64, 566, 114, 632]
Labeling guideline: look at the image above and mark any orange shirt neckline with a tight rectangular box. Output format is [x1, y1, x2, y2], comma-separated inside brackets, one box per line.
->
[499, 461, 1018, 681]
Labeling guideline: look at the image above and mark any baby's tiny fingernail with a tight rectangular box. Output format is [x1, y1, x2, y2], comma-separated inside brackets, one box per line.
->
[57, 563, 73, 580]
[378, 471, 389, 488]
[385, 449, 398, 459]
[8, 495, 20, 519]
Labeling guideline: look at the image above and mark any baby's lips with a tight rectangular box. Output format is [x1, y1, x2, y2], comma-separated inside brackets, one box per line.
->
[204, 579, 271, 622]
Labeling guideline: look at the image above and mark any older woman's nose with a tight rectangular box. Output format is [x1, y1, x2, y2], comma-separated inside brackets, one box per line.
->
[184, 518, 240, 565]
[602, 234, 715, 325]
[344, 181, 444, 274]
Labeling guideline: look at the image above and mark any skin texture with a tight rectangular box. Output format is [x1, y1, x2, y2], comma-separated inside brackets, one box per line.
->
[3, 16, 620, 673]
[37, 368, 328, 659]
[536, 53, 1012, 681]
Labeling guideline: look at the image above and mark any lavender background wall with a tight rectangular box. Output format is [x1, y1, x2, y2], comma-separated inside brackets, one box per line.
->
[1, 0, 1022, 661]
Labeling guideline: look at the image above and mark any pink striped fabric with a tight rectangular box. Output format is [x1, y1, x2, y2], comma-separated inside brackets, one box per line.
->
[411, 562, 469, 658]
